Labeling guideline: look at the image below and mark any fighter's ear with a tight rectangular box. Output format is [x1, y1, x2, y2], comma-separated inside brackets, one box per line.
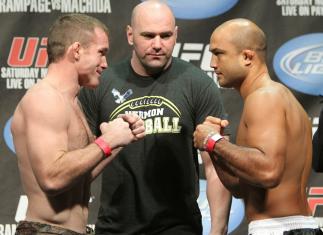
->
[66, 41, 81, 62]
[126, 25, 133, 46]
[242, 49, 255, 66]
[174, 26, 178, 41]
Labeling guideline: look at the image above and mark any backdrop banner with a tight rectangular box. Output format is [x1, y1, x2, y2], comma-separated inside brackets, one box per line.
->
[1, 1, 322, 234]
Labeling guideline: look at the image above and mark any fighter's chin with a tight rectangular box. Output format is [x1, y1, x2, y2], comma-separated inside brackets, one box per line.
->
[81, 78, 100, 89]
[87, 82, 100, 89]
[217, 77, 229, 88]
[218, 80, 234, 89]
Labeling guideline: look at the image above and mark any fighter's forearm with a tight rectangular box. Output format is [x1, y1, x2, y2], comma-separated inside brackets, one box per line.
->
[213, 139, 282, 188]
[212, 157, 243, 198]
[38, 143, 107, 196]
[90, 147, 122, 181]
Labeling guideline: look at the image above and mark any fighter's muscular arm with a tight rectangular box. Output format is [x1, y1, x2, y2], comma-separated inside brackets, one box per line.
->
[195, 90, 287, 189]
[22, 91, 135, 196]
[214, 90, 287, 188]
[200, 119, 243, 198]
[211, 154, 243, 198]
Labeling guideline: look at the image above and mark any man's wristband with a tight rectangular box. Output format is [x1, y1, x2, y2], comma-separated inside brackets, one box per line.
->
[94, 137, 112, 157]
[205, 133, 223, 153]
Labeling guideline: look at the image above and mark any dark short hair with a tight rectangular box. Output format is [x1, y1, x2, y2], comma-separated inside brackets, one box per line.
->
[47, 13, 108, 63]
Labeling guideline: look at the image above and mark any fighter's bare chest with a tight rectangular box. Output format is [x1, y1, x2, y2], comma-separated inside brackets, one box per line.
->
[67, 101, 94, 150]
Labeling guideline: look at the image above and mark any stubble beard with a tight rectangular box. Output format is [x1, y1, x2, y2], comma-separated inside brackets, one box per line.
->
[141, 55, 171, 76]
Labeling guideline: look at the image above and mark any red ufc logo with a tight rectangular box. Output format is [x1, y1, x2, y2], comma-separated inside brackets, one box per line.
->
[308, 187, 323, 216]
[7, 37, 48, 67]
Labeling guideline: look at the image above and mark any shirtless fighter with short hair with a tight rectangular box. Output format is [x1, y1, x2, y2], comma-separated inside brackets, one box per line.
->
[193, 18, 322, 235]
[11, 14, 145, 235]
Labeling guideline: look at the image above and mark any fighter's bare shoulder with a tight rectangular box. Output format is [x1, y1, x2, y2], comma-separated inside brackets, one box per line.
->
[19, 82, 69, 127]
[243, 82, 287, 123]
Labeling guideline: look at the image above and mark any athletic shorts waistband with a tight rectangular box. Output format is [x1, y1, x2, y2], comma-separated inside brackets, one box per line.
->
[248, 216, 319, 235]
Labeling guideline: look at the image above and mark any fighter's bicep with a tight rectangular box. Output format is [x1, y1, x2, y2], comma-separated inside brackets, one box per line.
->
[243, 92, 287, 161]
[23, 95, 69, 174]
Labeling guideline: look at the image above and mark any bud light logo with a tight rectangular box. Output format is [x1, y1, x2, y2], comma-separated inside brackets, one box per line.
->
[4, 117, 16, 154]
[141, 0, 239, 19]
[273, 33, 323, 96]
[198, 180, 244, 234]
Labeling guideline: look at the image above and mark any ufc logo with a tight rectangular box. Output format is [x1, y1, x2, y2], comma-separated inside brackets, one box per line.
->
[8, 37, 48, 67]
[308, 187, 323, 216]
[172, 43, 212, 72]
[172, 42, 219, 86]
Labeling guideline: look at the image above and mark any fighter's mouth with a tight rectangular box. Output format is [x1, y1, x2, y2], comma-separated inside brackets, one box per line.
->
[148, 53, 165, 56]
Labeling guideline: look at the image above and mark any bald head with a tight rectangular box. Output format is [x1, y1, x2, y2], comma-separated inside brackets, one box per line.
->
[131, 0, 175, 28]
[126, 0, 177, 76]
[212, 18, 267, 60]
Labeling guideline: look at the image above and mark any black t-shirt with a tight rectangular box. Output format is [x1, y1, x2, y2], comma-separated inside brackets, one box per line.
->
[79, 57, 228, 235]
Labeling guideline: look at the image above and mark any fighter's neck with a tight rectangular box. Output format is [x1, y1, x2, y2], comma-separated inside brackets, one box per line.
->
[44, 63, 80, 98]
[239, 68, 269, 99]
